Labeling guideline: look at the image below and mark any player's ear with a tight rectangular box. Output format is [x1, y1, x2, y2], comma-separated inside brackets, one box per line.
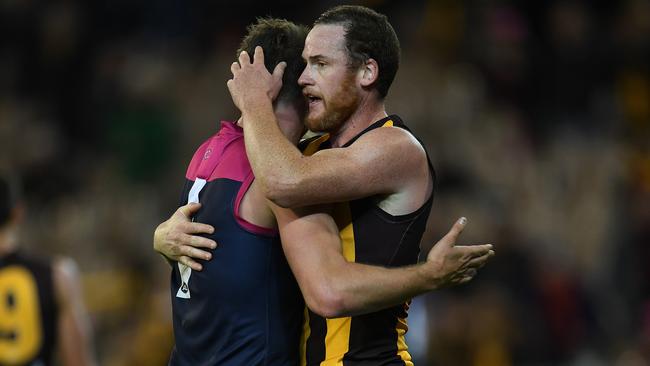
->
[359, 58, 379, 87]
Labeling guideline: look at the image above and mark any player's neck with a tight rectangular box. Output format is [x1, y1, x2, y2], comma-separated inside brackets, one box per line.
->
[329, 96, 387, 148]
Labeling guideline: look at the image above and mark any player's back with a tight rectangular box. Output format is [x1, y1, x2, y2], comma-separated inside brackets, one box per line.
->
[0, 250, 58, 366]
[169, 121, 303, 366]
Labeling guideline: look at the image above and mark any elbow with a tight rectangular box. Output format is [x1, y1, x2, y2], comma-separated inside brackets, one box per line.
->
[259, 174, 302, 208]
[304, 283, 348, 318]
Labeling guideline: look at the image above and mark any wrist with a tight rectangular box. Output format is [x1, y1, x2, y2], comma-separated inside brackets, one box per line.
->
[417, 262, 441, 291]
[240, 94, 273, 115]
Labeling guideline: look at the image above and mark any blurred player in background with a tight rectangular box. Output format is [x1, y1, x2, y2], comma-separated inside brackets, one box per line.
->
[0, 174, 97, 366]
[155, 11, 494, 366]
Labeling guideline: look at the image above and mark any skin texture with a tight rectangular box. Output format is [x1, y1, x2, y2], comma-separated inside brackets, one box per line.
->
[155, 199, 493, 317]
[227, 28, 433, 216]
[154, 87, 494, 317]
[155, 22, 495, 317]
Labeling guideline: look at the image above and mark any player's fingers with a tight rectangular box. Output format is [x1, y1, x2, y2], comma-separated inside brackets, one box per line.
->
[459, 275, 473, 284]
[192, 235, 217, 249]
[254, 46, 264, 65]
[176, 202, 201, 218]
[179, 242, 212, 261]
[455, 268, 477, 284]
[226, 79, 235, 95]
[182, 221, 215, 236]
[231, 61, 240, 75]
[179, 256, 203, 271]
[239, 50, 251, 66]
[457, 244, 494, 258]
[466, 250, 494, 268]
[272, 61, 286, 82]
[439, 217, 468, 247]
[179, 233, 216, 251]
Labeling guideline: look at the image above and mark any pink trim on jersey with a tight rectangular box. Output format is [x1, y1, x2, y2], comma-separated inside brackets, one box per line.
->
[234, 171, 278, 237]
[185, 121, 249, 182]
[185, 120, 277, 236]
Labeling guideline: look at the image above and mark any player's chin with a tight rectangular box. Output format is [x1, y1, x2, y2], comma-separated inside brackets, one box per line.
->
[305, 113, 326, 132]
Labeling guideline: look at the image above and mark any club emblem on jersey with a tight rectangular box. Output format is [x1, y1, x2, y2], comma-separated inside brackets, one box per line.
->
[203, 148, 213, 160]
[176, 263, 192, 299]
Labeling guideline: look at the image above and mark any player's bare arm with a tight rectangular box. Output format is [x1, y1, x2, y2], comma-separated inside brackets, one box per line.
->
[270, 201, 494, 318]
[53, 258, 98, 366]
[227, 47, 431, 209]
[153, 203, 217, 271]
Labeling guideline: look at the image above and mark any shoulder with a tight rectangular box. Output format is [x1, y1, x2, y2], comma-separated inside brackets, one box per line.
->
[351, 126, 428, 166]
[185, 133, 220, 178]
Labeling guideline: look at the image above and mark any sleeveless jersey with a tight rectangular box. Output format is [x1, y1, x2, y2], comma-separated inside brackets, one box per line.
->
[169, 121, 303, 366]
[298, 115, 435, 366]
[0, 250, 58, 366]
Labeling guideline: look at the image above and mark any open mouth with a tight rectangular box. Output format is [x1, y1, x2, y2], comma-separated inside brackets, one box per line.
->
[304, 92, 322, 107]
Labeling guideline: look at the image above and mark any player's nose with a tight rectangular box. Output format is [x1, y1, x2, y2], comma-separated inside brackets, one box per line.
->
[298, 66, 313, 86]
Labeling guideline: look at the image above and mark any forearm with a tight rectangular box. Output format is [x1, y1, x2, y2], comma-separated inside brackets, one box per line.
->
[241, 99, 305, 203]
[274, 205, 440, 318]
[322, 260, 437, 317]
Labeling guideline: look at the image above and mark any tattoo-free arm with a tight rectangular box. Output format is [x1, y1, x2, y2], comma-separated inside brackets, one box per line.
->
[227, 47, 428, 208]
[269, 202, 494, 318]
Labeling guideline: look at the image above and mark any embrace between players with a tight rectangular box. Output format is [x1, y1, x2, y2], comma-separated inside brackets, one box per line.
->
[154, 5, 495, 366]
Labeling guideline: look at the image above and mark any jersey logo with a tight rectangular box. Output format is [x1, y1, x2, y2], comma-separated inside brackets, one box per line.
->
[176, 262, 192, 299]
[203, 148, 213, 160]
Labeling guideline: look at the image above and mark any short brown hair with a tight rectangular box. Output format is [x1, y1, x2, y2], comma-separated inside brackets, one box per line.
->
[315, 6, 400, 99]
[237, 18, 309, 107]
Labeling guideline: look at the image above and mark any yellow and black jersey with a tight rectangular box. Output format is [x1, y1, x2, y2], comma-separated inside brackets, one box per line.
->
[298, 115, 435, 366]
[0, 250, 58, 366]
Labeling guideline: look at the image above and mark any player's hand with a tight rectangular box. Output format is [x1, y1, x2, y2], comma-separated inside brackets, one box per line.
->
[227, 46, 286, 113]
[422, 217, 494, 288]
[153, 203, 217, 271]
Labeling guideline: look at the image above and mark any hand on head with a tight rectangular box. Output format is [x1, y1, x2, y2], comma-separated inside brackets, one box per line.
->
[227, 46, 287, 113]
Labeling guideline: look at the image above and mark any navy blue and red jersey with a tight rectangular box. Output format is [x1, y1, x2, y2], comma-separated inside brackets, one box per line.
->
[169, 121, 303, 366]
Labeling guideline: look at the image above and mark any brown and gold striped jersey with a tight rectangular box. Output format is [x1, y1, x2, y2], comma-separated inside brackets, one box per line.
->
[298, 115, 435, 366]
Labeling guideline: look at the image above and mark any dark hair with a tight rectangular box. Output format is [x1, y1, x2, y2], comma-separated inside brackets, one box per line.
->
[315, 5, 401, 98]
[237, 18, 309, 106]
[0, 175, 19, 227]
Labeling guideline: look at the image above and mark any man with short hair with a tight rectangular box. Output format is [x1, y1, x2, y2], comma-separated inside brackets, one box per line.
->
[156, 8, 493, 366]
[159, 18, 309, 366]
[0, 175, 97, 366]
[225, 5, 494, 365]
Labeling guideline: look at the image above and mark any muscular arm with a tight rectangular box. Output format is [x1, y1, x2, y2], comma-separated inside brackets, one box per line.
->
[53, 258, 98, 366]
[228, 48, 430, 208]
[269, 202, 494, 318]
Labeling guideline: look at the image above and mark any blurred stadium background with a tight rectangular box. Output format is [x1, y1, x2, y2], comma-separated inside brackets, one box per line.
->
[1, 0, 649, 365]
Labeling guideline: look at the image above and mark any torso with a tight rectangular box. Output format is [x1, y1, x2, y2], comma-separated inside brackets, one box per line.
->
[299, 115, 435, 366]
[0, 250, 58, 366]
[169, 121, 303, 366]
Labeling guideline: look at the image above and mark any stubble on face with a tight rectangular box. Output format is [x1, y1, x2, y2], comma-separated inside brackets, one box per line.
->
[305, 70, 359, 133]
